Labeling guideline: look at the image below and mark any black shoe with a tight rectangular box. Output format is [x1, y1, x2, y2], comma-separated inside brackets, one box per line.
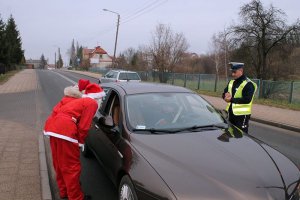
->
[84, 194, 92, 200]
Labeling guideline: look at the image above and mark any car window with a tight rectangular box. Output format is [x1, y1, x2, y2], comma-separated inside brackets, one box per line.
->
[125, 72, 140, 80]
[105, 71, 111, 78]
[118, 72, 140, 80]
[97, 87, 111, 111]
[118, 73, 128, 80]
[110, 95, 120, 126]
[105, 71, 118, 78]
[101, 88, 110, 102]
[125, 93, 224, 131]
[112, 71, 118, 78]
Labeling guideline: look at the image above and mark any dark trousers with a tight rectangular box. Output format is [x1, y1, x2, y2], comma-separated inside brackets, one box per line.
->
[228, 111, 251, 133]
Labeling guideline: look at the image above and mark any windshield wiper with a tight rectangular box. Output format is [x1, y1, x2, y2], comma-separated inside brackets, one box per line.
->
[132, 128, 175, 134]
[171, 123, 228, 133]
[133, 123, 228, 134]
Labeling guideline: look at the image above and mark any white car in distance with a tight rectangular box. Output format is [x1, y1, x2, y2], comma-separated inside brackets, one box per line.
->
[99, 70, 141, 84]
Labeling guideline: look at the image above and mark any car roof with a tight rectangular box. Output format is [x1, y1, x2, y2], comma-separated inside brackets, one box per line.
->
[100, 82, 193, 95]
[109, 69, 138, 73]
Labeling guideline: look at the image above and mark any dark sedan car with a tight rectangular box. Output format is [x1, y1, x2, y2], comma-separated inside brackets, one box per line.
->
[83, 82, 300, 200]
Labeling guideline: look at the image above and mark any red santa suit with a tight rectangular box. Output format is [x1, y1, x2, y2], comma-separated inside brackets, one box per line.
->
[44, 83, 105, 200]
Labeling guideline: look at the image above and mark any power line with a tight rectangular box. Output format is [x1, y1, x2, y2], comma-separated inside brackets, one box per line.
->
[122, 0, 168, 24]
[79, 0, 168, 46]
[122, 0, 163, 20]
[121, 0, 156, 17]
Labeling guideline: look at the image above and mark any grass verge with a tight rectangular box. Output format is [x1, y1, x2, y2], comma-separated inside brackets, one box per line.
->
[0, 70, 21, 85]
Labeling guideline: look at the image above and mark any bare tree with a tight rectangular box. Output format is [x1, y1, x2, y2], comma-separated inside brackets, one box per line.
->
[149, 24, 189, 82]
[231, 0, 299, 79]
[210, 34, 223, 91]
[117, 46, 149, 71]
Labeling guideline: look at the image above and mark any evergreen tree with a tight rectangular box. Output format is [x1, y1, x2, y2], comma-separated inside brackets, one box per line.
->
[57, 48, 63, 68]
[76, 44, 83, 67]
[69, 39, 76, 66]
[0, 15, 7, 73]
[5, 15, 24, 66]
[40, 54, 47, 69]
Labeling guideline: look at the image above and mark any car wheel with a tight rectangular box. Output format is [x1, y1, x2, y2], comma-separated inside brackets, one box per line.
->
[82, 143, 93, 158]
[119, 175, 138, 200]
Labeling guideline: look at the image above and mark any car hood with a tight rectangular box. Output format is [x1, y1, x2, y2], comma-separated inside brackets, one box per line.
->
[131, 127, 300, 200]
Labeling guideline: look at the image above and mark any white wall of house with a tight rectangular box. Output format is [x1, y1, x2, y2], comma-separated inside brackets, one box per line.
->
[90, 54, 112, 68]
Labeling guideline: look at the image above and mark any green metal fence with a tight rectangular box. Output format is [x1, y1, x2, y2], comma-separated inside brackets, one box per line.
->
[135, 71, 300, 104]
[89, 69, 299, 104]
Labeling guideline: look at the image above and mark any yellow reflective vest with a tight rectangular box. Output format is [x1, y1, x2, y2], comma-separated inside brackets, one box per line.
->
[225, 78, 257, 115]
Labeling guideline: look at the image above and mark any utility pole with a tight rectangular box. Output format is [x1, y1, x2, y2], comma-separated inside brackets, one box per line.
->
[113, 14, 120, 68]
[55, 52, 56, 69]
[103, 9, 120, 68]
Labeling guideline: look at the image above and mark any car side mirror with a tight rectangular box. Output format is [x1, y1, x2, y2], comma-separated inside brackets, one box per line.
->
[99, 116, 114, 128]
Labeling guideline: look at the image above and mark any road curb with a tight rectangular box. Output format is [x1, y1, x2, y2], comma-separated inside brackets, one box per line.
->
[251, 117, 300, 133]
[39, 135, 52, 200]
[36, 72, 53, 200]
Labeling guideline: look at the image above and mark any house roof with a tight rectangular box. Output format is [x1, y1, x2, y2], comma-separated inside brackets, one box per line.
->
[92, 46, 107, 54]
[83, 46, 108, 58]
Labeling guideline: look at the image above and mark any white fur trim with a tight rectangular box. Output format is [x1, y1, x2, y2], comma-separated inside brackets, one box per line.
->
[43, 131, 79, 143]
[82, 91, 106, 99]
[64, 86, 82, 98]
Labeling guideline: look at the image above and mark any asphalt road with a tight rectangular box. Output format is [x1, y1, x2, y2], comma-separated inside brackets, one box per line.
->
[37, 69, 300, 200]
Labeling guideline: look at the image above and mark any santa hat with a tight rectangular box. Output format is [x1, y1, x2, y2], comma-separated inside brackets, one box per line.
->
[78, 79, 90, 91]
[83, 83, 106, 99]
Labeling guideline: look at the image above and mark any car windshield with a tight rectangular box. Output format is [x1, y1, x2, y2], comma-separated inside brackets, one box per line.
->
[125, 93, 224, 133]
[119, 72, 140, 80]
[105, 71, 118, 78]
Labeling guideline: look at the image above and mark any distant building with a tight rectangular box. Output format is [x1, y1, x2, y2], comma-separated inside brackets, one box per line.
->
[26, 59, 40, 69]
[82, 46, 112, 68]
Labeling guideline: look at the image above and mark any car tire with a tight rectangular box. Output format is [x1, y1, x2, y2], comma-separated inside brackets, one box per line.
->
[82, 143, 93, 158]
[119, 175, 138, 200]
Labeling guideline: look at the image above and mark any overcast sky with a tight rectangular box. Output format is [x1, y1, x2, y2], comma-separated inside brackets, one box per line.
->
[0, 0, 299, 65]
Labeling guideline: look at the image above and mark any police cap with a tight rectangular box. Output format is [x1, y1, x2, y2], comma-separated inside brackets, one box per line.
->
[228, 62, 244, 71]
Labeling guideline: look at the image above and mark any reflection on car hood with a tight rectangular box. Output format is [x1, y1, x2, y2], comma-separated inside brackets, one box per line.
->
[132, 127, 300, 200]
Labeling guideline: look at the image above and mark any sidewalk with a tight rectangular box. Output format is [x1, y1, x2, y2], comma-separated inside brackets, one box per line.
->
[202, 95, 300, 132]
[67, 69, 300, 132]
[0, 69, 51, 200]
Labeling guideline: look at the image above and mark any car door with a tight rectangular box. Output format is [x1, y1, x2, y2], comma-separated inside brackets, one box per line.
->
[89, 89, 124, 180]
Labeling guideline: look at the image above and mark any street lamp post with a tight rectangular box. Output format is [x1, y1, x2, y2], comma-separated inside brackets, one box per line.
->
[103, 8, 120, 68]
[53, 45, 59, 69]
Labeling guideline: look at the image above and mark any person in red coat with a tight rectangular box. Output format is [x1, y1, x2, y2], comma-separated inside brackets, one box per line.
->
[44, 79, 90, 132]
[44, 83, 105, 200]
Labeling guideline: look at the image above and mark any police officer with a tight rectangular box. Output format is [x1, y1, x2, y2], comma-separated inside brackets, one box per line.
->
[222, 62, 257, 133]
